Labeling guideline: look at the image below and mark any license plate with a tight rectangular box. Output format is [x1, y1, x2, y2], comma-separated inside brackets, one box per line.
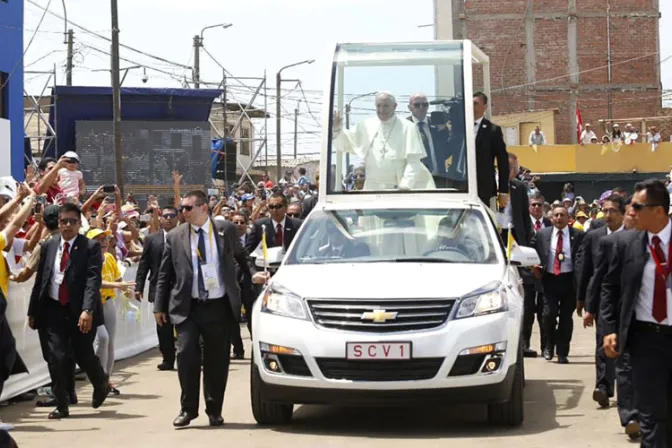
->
[346, 342, 412, 360]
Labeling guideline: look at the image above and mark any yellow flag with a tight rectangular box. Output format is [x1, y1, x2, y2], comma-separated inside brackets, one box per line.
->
[261, 231, 269, 265]
[506, 228, 516, 259]
[531, 144, 538, 153]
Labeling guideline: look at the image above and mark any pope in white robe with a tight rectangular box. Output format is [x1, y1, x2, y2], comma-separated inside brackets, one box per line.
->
[332, 92, 435, 191]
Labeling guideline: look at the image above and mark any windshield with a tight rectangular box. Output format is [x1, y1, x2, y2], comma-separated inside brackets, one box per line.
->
[285, 208, 499, 265]
[328, 42, 473, 195]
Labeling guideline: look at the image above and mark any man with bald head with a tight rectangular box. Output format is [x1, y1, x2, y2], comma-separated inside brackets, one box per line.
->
[333, 91, 435, 190]
[407, 93, 451, 186]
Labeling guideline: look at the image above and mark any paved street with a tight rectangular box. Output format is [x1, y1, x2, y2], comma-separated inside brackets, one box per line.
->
[3, 318, 628, 448]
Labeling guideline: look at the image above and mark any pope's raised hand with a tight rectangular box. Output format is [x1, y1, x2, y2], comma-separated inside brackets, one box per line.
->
[333, 111, 343, 132]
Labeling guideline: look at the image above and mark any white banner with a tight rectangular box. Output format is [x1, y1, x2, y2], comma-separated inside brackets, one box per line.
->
[1, 264, 158, 401]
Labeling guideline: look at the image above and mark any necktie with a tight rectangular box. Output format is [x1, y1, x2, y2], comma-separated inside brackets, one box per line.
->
[196, 228, 208, 300]
[651, 236, 668, 322]
[58, 242, 70, 305]
[534, 220, 542, 232]
[275, 223, 284, 247]
[553, 231, 563, 275]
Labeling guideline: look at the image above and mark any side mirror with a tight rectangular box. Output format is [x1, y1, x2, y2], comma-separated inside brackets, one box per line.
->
[509, 246, 540, 267]
[254, 246, 285, 268]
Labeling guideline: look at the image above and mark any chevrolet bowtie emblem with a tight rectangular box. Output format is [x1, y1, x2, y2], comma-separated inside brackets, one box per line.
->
[361, 309, 398, 323]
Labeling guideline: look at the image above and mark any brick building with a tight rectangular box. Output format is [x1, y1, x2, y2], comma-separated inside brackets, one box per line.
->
[434, 0, 662, 143]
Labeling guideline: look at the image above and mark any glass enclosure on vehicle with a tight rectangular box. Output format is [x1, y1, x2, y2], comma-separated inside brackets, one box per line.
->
[284, 207, 500, 265]
[325, 41, 490, 197]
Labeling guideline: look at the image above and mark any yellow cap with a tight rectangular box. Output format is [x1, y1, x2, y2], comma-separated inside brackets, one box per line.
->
[596, 211, 605, 219]
[86, 228, 111, 240]
[576, 211, 589, 219]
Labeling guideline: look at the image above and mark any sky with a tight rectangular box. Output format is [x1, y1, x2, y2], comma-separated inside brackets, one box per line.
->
[18, 0, 672, 159]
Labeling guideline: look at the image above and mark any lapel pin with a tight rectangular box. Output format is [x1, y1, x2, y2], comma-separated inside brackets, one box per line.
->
[482, 124, 487, 128]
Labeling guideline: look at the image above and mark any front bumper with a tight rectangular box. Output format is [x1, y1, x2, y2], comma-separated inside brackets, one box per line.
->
[253, 309, 520, 402]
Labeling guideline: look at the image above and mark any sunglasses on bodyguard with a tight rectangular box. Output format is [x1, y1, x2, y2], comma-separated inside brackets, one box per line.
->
[631, 202, 663, 211]
[267, 204, 285, 210]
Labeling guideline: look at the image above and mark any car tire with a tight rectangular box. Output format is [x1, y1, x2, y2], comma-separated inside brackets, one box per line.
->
[487, 352, 524, 426]
[251, 362, 294, 425]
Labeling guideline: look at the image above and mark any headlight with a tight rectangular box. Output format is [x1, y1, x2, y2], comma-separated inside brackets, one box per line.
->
[260, 284, 308, 320]
[455, 284, 508, 319]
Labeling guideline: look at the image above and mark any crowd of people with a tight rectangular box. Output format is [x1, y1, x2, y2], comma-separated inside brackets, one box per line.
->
[0, 155, 319, 436]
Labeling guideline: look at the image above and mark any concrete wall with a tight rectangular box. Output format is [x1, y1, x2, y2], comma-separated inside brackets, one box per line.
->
[0, 0, 25, 180]
[434, 0, 661, 144]
[509, 142, 672, 174]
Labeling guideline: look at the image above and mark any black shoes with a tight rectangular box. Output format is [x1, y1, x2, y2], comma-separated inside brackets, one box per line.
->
[157, 363, 175, 371]
[208, 415, 225, 427]
[592, 388, 610, 408]
[173, 411, 198, 428]
[625, 420, 642, 440]
[522, 347, 538, 358]
[543, 348, 554, 361]
[48, 408, 69, 419]
[557, 355, 569, 364]
[232, 352, 245, 360]
[92, 384, 111, 409]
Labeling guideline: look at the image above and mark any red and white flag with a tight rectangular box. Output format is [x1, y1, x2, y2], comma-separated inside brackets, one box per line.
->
[576, 104, 584, 142]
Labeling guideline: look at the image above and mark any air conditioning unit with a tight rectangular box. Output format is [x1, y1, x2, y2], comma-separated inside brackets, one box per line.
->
[0, 119, 10, 177]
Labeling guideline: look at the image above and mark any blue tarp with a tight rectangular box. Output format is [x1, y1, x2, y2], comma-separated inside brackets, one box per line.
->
[43, 86, 222, 159]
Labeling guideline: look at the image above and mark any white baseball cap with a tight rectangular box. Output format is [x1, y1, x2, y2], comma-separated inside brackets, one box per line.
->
[63, 151, 80, 162]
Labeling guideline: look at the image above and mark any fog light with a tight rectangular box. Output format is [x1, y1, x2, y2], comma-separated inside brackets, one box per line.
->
[269, 360, 279, 372]
[482, 356, 503, 373]
[263, 354, 282, 373]
[459, 341, 506, 356]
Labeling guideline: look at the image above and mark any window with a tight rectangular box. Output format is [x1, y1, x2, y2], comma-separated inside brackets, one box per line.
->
[240, 128, 251, 156]
[285, 207, 499, 266]
[0, 72, 8, 119]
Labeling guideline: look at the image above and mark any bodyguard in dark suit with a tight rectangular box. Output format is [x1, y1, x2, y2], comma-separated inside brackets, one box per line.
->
[472, 92, 509, 209]
[585, 198, 640, 440]
[246, 192, 302, 254]
[27, 203, 109, 419]
[523, 192, 552, 356]
[154, 190, 267, 428]
[601, 179, 672, 446]
[532, 204, 584, 363]
[505, 152, 533, 247]
[406, 93, 451, 185]
[135, 205, 179, 371]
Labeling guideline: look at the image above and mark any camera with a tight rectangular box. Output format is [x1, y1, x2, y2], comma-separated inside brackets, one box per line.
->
[103, 185, 116, 193]
[141, 74, 149, 83]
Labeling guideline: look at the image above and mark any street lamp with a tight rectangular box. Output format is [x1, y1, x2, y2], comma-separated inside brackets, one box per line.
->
[61, 0, 68, 43]
[276, 59, 315, 181]
[193, 23, 233, 89]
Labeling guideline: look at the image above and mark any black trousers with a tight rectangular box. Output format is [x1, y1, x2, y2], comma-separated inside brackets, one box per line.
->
[594, 319, 637, 426]
[541, 272, 575, 357]
[176, 297, 234, 417]
[522, 284, 546, 351]
[43, 300, 107, 409]
[630, 326, 672, 447]
[231, 320, 245, 356]
[156, 321, 175, 367]
[38, 327, 75, 396]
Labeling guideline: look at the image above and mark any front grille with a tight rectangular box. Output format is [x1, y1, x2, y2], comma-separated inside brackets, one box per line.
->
[316, 358, 444, 381]
[307, 299, 455, 332]
[448, 354, 486, 376]
[277, 355, 312, 377]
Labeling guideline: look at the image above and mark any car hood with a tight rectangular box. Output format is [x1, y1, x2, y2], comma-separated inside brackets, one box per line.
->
[271, 263, 505, 299]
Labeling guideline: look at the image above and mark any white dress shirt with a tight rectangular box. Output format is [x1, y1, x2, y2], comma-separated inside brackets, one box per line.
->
[474, 116, 484, 143]
[636, 219, 672, 325]
[411, 116, 438, 174]
[50, 236, 77, 301]
[190, 218, 225, 300]
[606, 224, 624, 236]
[547, 226, 573, 274]
[530, 216, 546, 232]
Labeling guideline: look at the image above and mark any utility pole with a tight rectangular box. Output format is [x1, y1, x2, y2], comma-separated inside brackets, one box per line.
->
[293, 100, 300, 159]
[193, 35, 201, 89]
[275, 71, 282, 182]
[110, 0, 124, 195]
[65, 29, 74, 86]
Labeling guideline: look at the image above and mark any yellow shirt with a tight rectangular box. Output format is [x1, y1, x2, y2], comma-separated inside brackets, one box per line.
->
[100, 252, 121, 303]
[0, 232, 8, 299]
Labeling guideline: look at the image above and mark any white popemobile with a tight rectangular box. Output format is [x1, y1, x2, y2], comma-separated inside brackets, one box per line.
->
[250, 41, 540, 427]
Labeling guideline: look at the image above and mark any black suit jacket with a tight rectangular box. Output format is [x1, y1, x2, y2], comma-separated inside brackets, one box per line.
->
[135, 230, 166, 303]
[532, 226, 585, 289]
[586, 230, 624, 315]
[576, 226, 609, 305]
[510, 179, 532, 246]
[27, 234, 103, 329]
[600, 229, 657, 352]
[475, 118, 510, 204]
[155, 219, 257, 325]
[246, 216, 302, 254]
[406, 116, 451, 175]
[522, 216, 553, 288]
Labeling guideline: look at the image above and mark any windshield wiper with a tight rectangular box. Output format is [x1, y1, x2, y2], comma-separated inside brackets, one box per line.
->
[394, 257, 457, 263]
